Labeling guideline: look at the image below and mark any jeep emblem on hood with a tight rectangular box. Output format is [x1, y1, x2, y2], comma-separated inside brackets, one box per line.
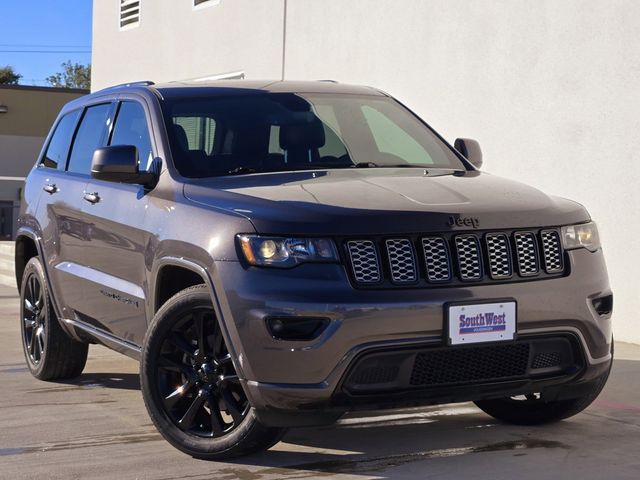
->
[447, 215, 480, 229]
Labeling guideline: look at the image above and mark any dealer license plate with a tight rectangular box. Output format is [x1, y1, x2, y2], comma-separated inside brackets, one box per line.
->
[447, 301, 516, 345]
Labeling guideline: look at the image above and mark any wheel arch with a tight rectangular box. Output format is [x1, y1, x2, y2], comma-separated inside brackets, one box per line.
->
[149, 256, 246, 378]
[15, 228, 44, 291]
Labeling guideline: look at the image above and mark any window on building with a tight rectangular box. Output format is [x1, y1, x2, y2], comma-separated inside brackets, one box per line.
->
[110, 101, 154, 170]
[120, 0, 140, 29]
[193, 0, 220, 9]
[67, 104, 112, 175]
[41, 110, 81, 170]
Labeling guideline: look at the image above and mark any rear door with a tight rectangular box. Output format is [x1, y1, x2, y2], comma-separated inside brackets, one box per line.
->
[78, 98, 155, 345]
[36, 102, 114, 320]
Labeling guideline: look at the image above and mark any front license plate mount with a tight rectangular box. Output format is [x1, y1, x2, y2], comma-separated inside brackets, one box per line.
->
[446, 299, 517, 346]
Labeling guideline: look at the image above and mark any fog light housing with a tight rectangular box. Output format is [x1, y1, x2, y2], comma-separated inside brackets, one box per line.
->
[266, 316, 330, 341]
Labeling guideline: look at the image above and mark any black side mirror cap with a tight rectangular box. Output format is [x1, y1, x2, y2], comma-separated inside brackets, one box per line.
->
[91, 145, 156, 187]
[454, 138, 483, 169]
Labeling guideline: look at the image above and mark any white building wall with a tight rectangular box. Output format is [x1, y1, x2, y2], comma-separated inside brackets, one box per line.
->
[92, 0, 639, 343]
[92, 0, 285, 90]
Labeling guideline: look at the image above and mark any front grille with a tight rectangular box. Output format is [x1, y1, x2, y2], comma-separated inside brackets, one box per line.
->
[455, 235, 483, 281]
[532, 351, 562, 369]
[410, 343, 531, 386]
[345, 228, 565, 288]
[541, 230, 563, 273]
[385, 239, 417, 284]
[422, 237, 452, 282]
[347, 240, 380, 283]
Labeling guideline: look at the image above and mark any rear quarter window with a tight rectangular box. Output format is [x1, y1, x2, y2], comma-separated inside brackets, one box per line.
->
[41, 110, 81, 170]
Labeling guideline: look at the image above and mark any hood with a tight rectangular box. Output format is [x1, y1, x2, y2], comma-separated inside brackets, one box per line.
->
[183, 169, 590, 235]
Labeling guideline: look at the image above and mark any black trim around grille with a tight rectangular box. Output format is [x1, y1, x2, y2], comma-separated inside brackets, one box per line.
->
[342, 228, 566, 289]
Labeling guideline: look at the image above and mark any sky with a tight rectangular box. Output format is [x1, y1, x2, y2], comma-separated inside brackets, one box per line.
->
[0, 0, 92, 86]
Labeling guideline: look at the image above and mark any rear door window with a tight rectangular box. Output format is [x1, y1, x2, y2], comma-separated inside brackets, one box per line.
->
[67, 103, 112, 175]
[41, 110, 81, 170]
[110, 101, 155, 171]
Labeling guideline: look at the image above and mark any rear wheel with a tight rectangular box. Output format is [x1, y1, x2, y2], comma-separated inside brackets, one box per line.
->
[474, 342, 613, 425]
[20, 257, 88, 380]
[140, 284, 286, 460]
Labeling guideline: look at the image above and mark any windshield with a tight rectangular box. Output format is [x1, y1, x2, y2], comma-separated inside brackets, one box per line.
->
[162, 92, 466, 177]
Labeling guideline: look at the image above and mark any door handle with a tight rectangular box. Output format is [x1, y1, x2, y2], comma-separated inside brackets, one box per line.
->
[43, 183, 58, 194]
[83, 192, 100, 204]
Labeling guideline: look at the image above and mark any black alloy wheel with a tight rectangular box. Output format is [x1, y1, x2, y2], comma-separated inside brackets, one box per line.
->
[22, 271, 46, 365]
[156, 306, 249, 437]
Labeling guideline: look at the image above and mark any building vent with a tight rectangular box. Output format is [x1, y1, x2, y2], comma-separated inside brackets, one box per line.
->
[194, 0, 221, 9]
[120, 0, 140, 30]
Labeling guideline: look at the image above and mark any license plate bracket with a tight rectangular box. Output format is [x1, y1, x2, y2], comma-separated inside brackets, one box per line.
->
[446, 299, 517, 345]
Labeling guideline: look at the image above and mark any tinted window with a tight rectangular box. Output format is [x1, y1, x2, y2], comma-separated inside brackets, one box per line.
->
[42, 110, 81, 170]
[110, 101, 154, 171]
[67, 103, 112, 175]
[162, 93, 464, 178]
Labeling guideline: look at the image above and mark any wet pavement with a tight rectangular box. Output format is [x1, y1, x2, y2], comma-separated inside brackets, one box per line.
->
[1, 282, 639, 479]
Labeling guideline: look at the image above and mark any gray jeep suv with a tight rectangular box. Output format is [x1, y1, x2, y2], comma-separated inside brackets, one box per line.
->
[16, 80, 613, 459]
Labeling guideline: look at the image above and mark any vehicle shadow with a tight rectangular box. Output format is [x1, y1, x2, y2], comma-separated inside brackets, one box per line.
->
[54, 372, 140, 391]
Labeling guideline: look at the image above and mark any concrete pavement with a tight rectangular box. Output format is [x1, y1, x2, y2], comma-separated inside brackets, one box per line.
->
[1, 281, 639, 479]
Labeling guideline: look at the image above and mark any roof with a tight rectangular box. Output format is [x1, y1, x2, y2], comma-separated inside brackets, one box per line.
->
[92, 80, 386, 100]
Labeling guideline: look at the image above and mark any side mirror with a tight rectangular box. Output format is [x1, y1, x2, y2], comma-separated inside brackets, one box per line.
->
[91, 145, 156, 187]
[454, 138, 483, 169]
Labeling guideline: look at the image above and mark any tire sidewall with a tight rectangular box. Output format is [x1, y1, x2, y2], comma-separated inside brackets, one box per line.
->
[20, 257, 53, 377]
[140, 285, 261, 459]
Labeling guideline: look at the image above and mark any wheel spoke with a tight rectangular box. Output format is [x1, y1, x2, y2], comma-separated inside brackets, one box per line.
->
[220, 374, 240, 384]
[220, 388, 244, 425]
[28, 329, 36, 356]
[214, 353, 232, 367]
[207, 394, 225, 435]
[157, 355, 193, 378]
[167, 333, 196, 358]
[24, 298, 36, 314]
[164, 379, 195, 409]
[23, 317, 36, 329]
[178, 393, 206, 430]
[194, 312, 207, 360]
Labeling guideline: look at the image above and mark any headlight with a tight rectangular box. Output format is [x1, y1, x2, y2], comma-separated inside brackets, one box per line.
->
[561, 222, 600, 252]
[237, 235, 339, 267]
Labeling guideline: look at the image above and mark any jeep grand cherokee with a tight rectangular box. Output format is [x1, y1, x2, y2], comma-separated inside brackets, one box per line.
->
[15, 80, 613, 459]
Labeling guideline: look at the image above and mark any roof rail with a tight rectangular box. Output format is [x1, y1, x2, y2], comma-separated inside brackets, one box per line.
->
[317, 79, 339, 83]
[93, 80, 155, 94]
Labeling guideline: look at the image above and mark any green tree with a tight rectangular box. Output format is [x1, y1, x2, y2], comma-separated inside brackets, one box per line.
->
[47, 61, 91, 89]
[0, 65, 22, 85]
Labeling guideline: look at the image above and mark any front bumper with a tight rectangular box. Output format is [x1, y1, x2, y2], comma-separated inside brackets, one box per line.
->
[212, 248, 612, 427]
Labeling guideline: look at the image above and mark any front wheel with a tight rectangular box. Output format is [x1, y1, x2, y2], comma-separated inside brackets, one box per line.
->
[140, 284, 286, 460]
[474, 342, 613, 425]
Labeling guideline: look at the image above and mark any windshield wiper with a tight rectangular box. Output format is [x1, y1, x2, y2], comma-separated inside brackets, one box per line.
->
[352, 162, 379, 168]
[227, 166, 257, 175]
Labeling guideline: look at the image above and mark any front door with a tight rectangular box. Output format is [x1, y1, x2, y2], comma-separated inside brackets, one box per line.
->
[78, 100, 155, 345]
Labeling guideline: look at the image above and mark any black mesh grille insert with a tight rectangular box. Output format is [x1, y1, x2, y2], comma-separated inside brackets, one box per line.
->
[532, 351, 562, 369]
[350, 365, 400, 385]
[410, 343, 531, 386]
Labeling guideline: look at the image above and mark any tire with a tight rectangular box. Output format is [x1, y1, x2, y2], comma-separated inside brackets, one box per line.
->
[474, 342, 613, 425]
[140, 284, 286, 460]
[20, 256, 88, 380]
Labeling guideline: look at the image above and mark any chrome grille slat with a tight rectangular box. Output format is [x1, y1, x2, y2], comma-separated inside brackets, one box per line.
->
[541, 230, 563, 273]
[346, 240, 381, 283]
[485, 233, 512, 279]
[385, 239, 417, 284]
[454, 235, 482, 281]
[514, 232, 540, 276]
[422, 237, 452, 282]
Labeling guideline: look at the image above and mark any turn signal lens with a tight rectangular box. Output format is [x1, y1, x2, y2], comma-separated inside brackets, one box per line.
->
[237, 235, 339, 267]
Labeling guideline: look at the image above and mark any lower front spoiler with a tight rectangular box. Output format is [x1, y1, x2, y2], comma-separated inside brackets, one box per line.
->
[247, 334, 612, 428]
